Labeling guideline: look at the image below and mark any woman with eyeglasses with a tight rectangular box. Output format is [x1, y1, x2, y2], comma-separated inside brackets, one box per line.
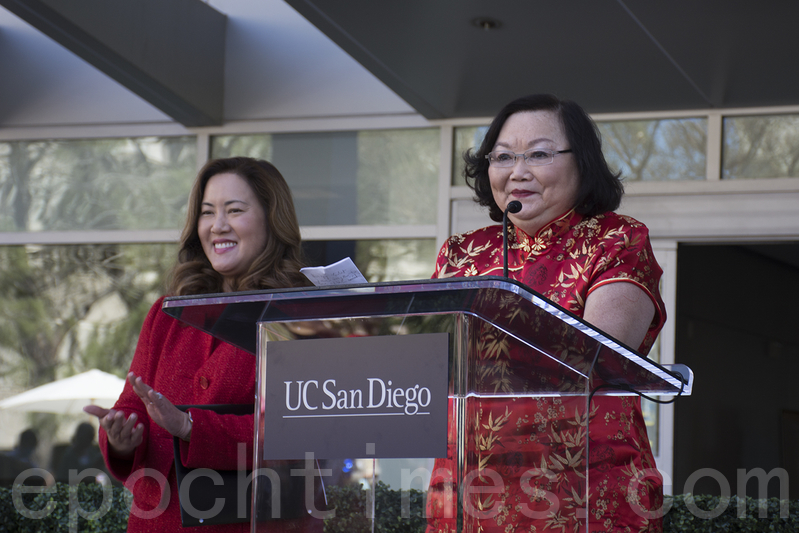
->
[426, 94, 666, 532]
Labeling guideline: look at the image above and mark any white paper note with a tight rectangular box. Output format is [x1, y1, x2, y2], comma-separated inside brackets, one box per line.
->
[300, 257, 368, 287]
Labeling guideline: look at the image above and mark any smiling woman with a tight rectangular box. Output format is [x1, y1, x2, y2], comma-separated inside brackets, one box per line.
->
[198, 172, 269, 291]
[172, 157, 309, 296]
[486, 110, 581, 236]
[84, 157, 316, 533]
[428, 95, 666, 533]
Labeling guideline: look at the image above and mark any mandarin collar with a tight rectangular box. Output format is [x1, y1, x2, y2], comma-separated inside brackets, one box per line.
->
[511, 209, 583, 252]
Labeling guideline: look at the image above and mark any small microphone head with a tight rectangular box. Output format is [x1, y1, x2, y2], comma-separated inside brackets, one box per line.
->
[507, 201, 522, 214]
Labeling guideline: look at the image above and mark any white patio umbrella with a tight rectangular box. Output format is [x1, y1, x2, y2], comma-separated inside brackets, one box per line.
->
[0, 369, 125, 415]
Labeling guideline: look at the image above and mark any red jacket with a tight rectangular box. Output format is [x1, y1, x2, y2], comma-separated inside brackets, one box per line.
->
[99, 297, 311, 532]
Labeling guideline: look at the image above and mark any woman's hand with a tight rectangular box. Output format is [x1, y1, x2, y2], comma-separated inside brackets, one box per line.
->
[83, 404, 144, 459]
[127, 372, 192, 441]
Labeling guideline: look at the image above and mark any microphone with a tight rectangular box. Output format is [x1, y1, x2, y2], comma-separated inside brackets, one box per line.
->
[503, 201, 522, 278]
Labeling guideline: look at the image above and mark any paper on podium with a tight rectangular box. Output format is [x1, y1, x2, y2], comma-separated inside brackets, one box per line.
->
[300, 257, 368, 286]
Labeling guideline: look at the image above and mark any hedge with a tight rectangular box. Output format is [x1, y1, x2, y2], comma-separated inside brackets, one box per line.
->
[663, 494, 799, 532]
[0, 482, 131, 533]
[1, 483, 797, 532]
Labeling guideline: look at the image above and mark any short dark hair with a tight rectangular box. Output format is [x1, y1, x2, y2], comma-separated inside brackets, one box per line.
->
[73, 422, 96, 447]
[464, 94, 623, 222]
[18, 429, 38, 450]
[168, 157, 309, 295]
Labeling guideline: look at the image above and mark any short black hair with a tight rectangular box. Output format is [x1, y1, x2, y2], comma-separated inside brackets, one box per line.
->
[464, 94, 623, 222]
[18, 428, 38, 449]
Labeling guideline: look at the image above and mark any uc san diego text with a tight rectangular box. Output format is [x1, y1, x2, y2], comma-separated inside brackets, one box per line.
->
[284, 378, 432, 416]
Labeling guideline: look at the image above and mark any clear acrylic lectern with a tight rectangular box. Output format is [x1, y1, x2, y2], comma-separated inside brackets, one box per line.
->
[162, 277, 692, 533]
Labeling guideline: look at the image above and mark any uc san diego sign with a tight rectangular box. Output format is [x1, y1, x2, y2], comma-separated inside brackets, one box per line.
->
[263, 332, 449, 460]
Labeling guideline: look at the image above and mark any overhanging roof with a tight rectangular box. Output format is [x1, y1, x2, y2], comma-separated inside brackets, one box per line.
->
[286, 0, 799, 119]
[1, 0, 797, 127]
[0, 0, 226, 127]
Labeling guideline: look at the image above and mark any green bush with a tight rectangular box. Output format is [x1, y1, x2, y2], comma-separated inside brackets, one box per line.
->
[2, 483, 797, 532]
[323, 481, 426, 533]
[321, 482, 370, 533]
[664, 493, 799, 532]
[0, 483, 131, 533]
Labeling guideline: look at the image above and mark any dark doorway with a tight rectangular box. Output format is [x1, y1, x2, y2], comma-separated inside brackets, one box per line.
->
[673, 242, 799, 499]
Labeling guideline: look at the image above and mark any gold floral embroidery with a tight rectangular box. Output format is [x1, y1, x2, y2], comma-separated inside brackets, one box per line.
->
[554, 261, 591, 290]
[428, 213, 664, 533]
[530, 236, 548, 253]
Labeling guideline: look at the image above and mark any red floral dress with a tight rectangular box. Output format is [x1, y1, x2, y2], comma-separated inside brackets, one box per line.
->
[426, 210, 666, 533]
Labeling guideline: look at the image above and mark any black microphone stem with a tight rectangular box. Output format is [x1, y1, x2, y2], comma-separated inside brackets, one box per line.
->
[503, 201, 522, 278]
[503, 210, 511, 278]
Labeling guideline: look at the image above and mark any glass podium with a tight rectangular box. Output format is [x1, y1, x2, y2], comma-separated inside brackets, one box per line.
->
[163, 277, 692, 532]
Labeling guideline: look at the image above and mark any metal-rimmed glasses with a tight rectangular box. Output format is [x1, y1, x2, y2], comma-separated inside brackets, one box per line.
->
[486, 148, 573, 167]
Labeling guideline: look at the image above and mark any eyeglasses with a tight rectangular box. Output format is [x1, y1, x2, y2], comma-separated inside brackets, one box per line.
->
[486, 149, 573, 167]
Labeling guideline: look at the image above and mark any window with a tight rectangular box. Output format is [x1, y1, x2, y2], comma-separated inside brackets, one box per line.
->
[452, 126, 488, 186]
[723, 114, 799, 179]
[212, 128, 439, 226]
[0, 137, 196, 232]
[596, 118, 706, 182]
[304, 239, 437, 281]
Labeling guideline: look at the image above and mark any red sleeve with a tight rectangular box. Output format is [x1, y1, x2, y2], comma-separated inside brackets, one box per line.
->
[100, 297, 259, 478]
[585, 221, 666, 351]
[178, 411, 253, 470]
[97, 299, 164, 482]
